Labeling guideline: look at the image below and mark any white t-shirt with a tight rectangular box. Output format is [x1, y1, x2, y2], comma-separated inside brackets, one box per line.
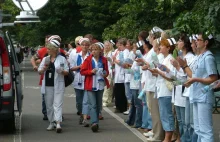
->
[92, 57, 105, 91]
[130, 61, 141, 90]
[143, 49, 157, 92]
[71, 51, 89, 90]
[182, 52, 195, 97]
[114, 49, 129, 83]
[104, 51, 113, 78]
[125, 50, 136, 83]
[157, 54, 175, 98]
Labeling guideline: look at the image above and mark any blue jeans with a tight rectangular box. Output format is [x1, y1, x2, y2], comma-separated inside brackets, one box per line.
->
[75, 89, 85, 114]
[158, 97, 175, 131]
[87, 90, 104, 124]
[124, 82, 132, 103]
[82, 91, 89, 115]
[175, 106, 185, 142]
[185, 97, 198, 142]
[142, 94, 152, 129]
[42, 93, 47, 115]
[193, 102, 214, 142]
[126, 89, 143, 127]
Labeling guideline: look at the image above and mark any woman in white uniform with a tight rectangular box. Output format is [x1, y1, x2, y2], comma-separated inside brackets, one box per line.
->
[171, 34, 194, 142]
[184, 33, 217, 142]
[38, 39, 69, 133]
[102, 41, 114, 107]
[69, 38, 90, 125]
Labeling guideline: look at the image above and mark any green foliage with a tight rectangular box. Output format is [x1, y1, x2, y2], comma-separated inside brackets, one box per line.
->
[102, 0, 197, 40]
[76, 0, 127, 40]
[1, 0, 220, 46]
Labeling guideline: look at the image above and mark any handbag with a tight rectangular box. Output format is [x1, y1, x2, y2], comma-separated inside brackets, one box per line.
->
[165, 80, 174, 91]
[65, 69, 74, 87]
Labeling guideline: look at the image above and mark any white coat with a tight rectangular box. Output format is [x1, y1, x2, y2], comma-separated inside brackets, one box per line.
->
[38, 55, 69, 95]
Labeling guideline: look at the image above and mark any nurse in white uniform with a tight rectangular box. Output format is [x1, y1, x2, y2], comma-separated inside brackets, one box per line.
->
[38, 39, 69, 133]
[184, 33, 217, 142]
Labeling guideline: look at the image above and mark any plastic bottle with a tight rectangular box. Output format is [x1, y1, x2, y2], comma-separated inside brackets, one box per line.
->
[178, 50, 183, 59]
[151, 52, 159, 63]
[134, 66, 140, 80]
[201, 80, 220, 93]
[138, 90, 146, 100]
[119, 51, 124, 65]
[136, 50, 143, 58]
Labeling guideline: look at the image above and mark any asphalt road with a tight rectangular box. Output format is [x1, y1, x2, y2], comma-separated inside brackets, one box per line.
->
[0, 57, 146, 142]
[0, 56, 220, 142]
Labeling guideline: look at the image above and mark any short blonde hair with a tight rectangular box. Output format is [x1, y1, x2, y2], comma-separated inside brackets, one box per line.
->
[75, 36, 83, 45]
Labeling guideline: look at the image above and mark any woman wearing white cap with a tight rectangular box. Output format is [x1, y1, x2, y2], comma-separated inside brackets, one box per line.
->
[38, 39, 69, 133]
[70, 38, 90, 125]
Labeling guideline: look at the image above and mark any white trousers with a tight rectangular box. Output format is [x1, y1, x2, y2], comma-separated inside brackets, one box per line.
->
[102, 76, 113, 105]
[193, 102, 214, 142]
[45, 87, 64, 123]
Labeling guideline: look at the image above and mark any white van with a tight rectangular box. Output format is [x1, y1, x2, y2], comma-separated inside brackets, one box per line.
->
[0, 30, 23, 132]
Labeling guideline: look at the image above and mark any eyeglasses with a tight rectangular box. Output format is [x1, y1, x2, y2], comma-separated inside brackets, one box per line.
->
[197, 39, 204, 42]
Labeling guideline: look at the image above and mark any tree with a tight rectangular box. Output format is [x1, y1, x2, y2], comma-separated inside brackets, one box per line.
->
[76, 0, 128, 40]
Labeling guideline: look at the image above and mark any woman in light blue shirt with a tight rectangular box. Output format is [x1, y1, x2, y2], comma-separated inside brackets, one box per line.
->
[184, 33, 217, 142]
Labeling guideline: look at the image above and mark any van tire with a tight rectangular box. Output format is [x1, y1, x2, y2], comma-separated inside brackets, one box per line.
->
[4, 108, 15, 133]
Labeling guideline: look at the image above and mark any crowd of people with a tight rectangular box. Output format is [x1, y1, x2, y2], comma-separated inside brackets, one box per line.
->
[30, 29, 219, 142]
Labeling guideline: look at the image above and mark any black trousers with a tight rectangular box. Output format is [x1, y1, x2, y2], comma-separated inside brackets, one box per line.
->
[113, 83, 127, 113]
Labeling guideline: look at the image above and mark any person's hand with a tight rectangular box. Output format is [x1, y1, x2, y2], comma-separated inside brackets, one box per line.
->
[213, 81, 220, 89]
[184, 78, 195, 88]
[33, 66, 38, 71]
[170, 59, 180, 69]
[56, 67, 63, 74]
[91, 69, 97, 74]
[135, 58, 145, 63]
[78, 65, 81, 69]
[123, 63, 130, 69]
[43, 66, 48, 72]
[35, 59, 41, 64]
[177, 57, 187, 67]
[112, 55, 116, 62]
[142, 65, 149, 70]
[148, 68, 159, 74]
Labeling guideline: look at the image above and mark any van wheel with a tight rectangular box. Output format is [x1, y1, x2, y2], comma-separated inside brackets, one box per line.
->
[4, 108, 15, 133]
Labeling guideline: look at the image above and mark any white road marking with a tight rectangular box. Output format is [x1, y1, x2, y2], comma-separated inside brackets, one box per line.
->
[103, 107, 148, 142]
[25, 86, 40, 89]
[64, 94, 76, 97]
[14, 68, 24, 142]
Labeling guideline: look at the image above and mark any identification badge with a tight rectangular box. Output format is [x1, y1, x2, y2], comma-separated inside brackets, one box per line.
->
[49, 73, 52, 78]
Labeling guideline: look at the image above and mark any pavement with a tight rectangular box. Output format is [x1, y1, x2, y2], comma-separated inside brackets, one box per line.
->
[0, 56, 220, 142]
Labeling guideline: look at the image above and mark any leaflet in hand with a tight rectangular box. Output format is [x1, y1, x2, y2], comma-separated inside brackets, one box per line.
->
[124, 58, 133, 64]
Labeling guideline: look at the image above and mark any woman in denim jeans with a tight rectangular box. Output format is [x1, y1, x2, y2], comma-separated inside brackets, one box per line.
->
[150, 38, 176, 142]
[184, 33, 217, 142]
[80, 43, 109, 132]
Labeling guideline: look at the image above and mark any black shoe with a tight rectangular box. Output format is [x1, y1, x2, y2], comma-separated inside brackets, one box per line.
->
[77, 111, 81, 115]
[91, 124, 98, 132]
[79, 116, 83, 125]
[43, 115, 48, 120]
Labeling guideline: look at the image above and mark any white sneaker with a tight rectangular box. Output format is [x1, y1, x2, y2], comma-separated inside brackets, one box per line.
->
[103, 103, 107, 107]
[47, 123, 55, 131]
[123, 109, 129, 115]
[146, 137, 161, 142]
[56, 124, 62, 133]
[143, 130, 154, 137]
